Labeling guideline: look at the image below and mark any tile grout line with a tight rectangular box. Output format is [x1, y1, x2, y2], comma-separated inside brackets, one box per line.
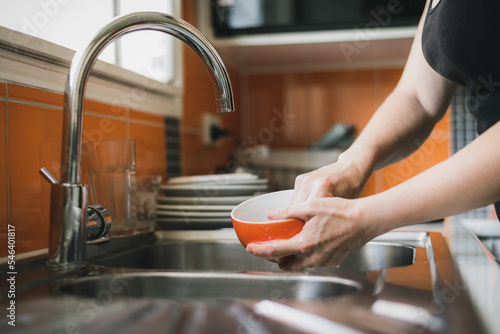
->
[128, 117, 165, 129]
[127, 107, 130, 139]
[5, 84, 10, 226]
[1, 80, 62, 96]
[83, 111, 166, 129]
[6, 99, 169, 128]
[7, 98, 63, 111]
[0, 248, 48, 264]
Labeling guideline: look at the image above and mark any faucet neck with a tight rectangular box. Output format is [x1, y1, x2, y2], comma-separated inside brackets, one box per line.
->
[52, 12, 235, 269]
[60, 12, 234, 184]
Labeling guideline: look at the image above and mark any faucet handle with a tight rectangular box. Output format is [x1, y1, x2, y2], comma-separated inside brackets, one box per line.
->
[39, 167, 59, 185]
[87, 205, 112, 241]
[39, 167, 112, 241]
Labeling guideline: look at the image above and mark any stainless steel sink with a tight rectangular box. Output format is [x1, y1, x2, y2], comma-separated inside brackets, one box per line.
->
[95, 240, 415, 273]
[59, 272, 361, 302]
[62, 237, 413, 305]
[3, 231, 487, 334]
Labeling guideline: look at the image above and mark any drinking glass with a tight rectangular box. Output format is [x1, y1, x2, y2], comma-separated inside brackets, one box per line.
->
[83, 138, 137, 236]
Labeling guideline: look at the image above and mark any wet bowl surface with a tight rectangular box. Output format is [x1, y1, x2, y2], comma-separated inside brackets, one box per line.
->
[231, 190, 304, 247]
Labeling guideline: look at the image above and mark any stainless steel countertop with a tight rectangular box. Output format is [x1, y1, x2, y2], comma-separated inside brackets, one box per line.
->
[392, 218, 500, 334]
[164, 222, 500, 333]
[445, 218, 500, 334]
[0, 219, 498, 334]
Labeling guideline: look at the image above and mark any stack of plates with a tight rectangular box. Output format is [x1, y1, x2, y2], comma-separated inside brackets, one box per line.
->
[156, 173, 268, 229]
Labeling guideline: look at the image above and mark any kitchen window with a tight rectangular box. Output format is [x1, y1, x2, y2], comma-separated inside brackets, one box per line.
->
[0, 0, 180, 84]
[0, 0, 184, 117]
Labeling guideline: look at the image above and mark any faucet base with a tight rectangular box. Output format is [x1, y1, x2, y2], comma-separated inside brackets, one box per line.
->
[48, 183, 88, 269]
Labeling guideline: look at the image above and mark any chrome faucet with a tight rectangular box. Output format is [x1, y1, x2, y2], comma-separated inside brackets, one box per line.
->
[48, 12, 235, 269]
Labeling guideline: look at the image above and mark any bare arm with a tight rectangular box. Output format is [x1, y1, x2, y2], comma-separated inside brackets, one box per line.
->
[359, 120, 500, 230]
[291, 0, 458, 202]
[246, 1, 500, 270]
[249, 120, 500, 270]
[347, 0, 458, 174]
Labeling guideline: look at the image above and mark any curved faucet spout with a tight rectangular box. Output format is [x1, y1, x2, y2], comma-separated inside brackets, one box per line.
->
[50, 12, 234, 269]
[61, 11, 234, 184]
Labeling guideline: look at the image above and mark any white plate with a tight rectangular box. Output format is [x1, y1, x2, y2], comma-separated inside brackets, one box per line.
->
[167, 173, 257, 185]
[156, 217, 233, 229]
[186, 179, 268, 186]
[157, 210, 231, 218]
[157, 195, 254, 206]
[160, 184, 268, 197]
[156, 204, 235, 212]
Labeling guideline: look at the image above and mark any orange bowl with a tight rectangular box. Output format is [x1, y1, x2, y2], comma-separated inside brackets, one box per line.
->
[231, 190, 304, 247]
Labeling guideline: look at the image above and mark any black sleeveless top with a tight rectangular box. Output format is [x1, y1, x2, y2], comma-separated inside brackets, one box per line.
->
[422, 0, 500, 219]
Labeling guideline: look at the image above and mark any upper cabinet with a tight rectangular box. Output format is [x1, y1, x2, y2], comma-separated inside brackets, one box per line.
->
[196, 0, 426, 73]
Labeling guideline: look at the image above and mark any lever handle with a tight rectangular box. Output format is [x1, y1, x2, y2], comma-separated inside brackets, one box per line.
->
[39, 167, 59, 185]
[39, 167, 112, 241]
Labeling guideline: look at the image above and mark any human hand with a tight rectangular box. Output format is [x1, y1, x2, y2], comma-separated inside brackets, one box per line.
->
[246, 197, 381, 271]
[290, 153, 371, 205]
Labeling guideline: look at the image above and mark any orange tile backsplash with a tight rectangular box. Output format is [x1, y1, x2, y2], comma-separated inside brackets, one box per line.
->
[8, 83, 63, 107]
[82, 112, 128, 145]
[0, 101, 7, 258]
[181, 0, 242, 176]
[129, 109, 165, 123]
[0, 57, 451, 258]
[242, 69, 405, 148]
[130, 121, 167, 180]
[84, 98, 129, 119]
[0, 82, 6, 98]
[241, 68, 450, 195]
[8, 102, 62, 253]
[1, 82, 171, 256]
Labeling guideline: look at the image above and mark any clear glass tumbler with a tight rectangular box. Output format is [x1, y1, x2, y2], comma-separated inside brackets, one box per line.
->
[83, 138, 137, 236]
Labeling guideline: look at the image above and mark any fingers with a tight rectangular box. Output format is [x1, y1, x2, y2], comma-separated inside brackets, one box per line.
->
[246, 237, 299, 261]
[266, 201, 314, 221]
[246, 228, 352, 271]
[247, 238, 350, 271]
[246, 233, 326, 271]
[291, 169, 335, 206]
[250, 195, 363, 271]
[266, 207, 288, 220]
[290, 174, 310, 205]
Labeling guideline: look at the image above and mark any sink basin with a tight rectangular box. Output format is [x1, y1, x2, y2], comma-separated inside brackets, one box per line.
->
[60, 272, 360, 301]
[6, 231, 487, 334]
[68, 237, 413, 306]
[95, 240, 415, 272]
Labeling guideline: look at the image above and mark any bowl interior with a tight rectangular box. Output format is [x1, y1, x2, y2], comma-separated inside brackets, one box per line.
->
[232, 189, 294, 223]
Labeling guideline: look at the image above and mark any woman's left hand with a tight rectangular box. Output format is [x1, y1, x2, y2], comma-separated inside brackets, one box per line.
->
[246, 197, 381, 271]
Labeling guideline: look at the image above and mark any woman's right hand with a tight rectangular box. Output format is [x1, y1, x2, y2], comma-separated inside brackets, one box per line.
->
[290, 151, 372, 205]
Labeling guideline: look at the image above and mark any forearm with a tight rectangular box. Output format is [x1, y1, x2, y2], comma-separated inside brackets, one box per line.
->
[341, 88, 443, 175]
[339, 3, 457, 180]
[358, 121, 500, 233]
[327, 89, 448, 199]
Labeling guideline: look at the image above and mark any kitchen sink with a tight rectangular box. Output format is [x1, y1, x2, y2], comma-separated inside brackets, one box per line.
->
[95, 240, 416, 273]
[59, 272, 361, 302]
[1, 231, 488, 334]
[62, 236, 414, 307]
